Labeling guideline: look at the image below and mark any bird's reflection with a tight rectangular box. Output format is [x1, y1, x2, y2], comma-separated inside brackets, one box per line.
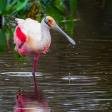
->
[14, 89, 50, 112]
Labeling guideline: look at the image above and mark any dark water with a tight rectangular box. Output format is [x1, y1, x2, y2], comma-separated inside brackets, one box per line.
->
[0, 31, 112, 112]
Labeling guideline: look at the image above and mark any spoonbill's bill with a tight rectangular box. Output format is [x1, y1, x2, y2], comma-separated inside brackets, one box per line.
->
[13, 16, 76, 93]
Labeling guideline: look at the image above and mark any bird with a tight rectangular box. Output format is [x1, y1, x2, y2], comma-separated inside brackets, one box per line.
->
[13, 16, 76, 94]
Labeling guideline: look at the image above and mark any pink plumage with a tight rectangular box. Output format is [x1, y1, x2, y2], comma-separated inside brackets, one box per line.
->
[14, 18, 51, 56]
[16, 26, 26, 42]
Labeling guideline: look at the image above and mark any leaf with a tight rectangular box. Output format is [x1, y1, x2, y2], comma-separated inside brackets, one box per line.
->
[0, 0, 6, 14]
[70, 0, 77, 16]
[6, 0, 18, 12]
[13, 0, 29, 13]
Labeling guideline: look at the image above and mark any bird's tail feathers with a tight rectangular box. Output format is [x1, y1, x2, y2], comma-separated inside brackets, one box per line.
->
[5, 15, 25, 27]
[15, 18, 25, 26]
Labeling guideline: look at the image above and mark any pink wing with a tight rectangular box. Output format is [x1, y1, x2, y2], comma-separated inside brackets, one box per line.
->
[16, 26, 26, 42]
[14, 26, 28, 56]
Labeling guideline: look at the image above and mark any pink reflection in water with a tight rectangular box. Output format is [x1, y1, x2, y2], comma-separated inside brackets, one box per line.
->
[14, 90, 50, 112]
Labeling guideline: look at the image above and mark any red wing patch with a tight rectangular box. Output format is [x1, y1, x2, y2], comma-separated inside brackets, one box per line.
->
[16, 26, 26, 42]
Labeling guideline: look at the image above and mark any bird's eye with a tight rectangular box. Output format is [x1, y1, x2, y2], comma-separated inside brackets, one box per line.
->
[47, 19, 53, 26]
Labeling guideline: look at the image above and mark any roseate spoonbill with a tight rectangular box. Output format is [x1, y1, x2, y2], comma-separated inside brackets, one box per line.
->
[13, 16, 76, 93]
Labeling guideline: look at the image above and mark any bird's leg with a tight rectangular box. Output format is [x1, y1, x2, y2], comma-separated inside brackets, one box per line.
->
[32, 54, 40, 98]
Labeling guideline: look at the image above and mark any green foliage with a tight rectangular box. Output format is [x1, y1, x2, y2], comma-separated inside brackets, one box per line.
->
[0, 0, 29, 52]
[40, 0, 77, 34]
[70, 0, 77, 16]
[0, 0, 29, 15]
[0, 28, 6, 51]
[13, 52, 26, 62]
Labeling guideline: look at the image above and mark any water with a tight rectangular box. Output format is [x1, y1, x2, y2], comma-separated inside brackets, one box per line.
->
[0, 31, 112, 112]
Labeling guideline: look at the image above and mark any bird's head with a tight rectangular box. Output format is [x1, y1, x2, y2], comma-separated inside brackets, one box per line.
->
[44, 16, 56, 27]
[44, 16, 76, 45]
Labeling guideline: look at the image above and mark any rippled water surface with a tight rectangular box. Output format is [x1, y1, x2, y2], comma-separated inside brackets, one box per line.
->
[0, 32, 112, 112]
